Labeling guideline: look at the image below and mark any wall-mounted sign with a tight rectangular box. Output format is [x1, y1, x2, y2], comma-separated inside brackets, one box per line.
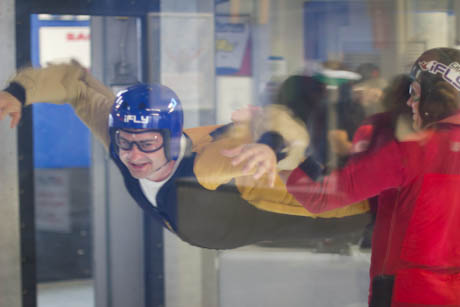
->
[216, 15, 251, 76]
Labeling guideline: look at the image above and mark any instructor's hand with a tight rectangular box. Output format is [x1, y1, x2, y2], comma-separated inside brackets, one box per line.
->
[0, 91, 22, 128]
[222, 143, 277, 187]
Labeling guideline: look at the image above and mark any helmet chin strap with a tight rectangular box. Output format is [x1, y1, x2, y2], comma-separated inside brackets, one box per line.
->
[151, 158, 173, 174]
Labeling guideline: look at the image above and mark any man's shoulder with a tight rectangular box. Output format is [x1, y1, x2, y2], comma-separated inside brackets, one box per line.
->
[172, 152, 197, 177]
[184, 124, 232, 153]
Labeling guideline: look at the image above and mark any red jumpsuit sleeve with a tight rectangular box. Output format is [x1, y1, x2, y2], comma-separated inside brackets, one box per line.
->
[352, 124, 374, 144]
[286, 140, 407, 213]
[350, 124, 374, 154]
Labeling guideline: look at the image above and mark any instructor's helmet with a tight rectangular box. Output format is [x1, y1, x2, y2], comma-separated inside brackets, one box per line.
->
[409, 47, 460, 126]
[109, 83, 184, 160]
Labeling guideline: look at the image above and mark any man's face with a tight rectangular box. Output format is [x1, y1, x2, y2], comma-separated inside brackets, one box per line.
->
[407, 81, 422, 130]
[117, 129, 172, 181]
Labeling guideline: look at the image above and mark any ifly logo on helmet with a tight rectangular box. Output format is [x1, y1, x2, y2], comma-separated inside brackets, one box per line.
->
[124, 115, 149, 124]
[419, 60, 460, 91]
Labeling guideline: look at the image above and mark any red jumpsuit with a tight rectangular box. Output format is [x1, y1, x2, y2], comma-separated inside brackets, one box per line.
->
[287, 113, 460, 306]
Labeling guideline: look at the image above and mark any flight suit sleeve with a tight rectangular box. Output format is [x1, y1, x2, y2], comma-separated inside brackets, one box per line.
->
[8, 61, 114, 149]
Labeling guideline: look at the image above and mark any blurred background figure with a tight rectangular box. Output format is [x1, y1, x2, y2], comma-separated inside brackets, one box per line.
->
[268, 64, 363, 169]
[329, 63, 388, 160]
[353, 63, 388, 117]
[271, 75, 329, 166]
[356, 63, 387, 89]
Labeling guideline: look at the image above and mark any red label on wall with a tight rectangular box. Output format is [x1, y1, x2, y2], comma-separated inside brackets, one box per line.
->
[67, 32, 90, 41]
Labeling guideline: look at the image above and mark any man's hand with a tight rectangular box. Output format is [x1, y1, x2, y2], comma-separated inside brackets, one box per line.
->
[222, 143, 277, 187]
[0, 91, 22, 128]
[231, 105, 262, 123]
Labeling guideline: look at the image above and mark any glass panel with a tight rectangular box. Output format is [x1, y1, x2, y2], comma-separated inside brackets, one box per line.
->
[1, 1, 458, 307]
[31, 14, 94, 307]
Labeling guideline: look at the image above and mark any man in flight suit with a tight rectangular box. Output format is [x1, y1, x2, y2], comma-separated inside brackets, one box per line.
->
[0, 62, 369, 249]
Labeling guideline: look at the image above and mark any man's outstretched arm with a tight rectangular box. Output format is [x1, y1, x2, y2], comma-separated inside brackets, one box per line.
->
[0, 61, 115, 149]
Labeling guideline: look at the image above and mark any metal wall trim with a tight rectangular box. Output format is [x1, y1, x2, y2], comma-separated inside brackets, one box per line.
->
[0, 1, 21, 306]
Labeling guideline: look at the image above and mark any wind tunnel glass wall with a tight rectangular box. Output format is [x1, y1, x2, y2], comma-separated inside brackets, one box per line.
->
[9, 1, 460, 307]
[30, 14, 94, 307]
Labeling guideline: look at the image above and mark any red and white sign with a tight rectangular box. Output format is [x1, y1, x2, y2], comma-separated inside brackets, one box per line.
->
[39, 27, 91, 67]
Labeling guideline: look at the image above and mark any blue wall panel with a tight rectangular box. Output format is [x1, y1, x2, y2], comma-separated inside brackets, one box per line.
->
[31, 15, 91, 168]
[304, 1, 375, 61]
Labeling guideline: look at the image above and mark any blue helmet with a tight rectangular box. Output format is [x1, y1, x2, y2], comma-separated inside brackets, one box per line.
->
[109, 83, 184, 160]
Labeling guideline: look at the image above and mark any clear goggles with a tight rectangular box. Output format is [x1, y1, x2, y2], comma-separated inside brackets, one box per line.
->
[408, 82, 421, 102]
[115, 129, 164, 153]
